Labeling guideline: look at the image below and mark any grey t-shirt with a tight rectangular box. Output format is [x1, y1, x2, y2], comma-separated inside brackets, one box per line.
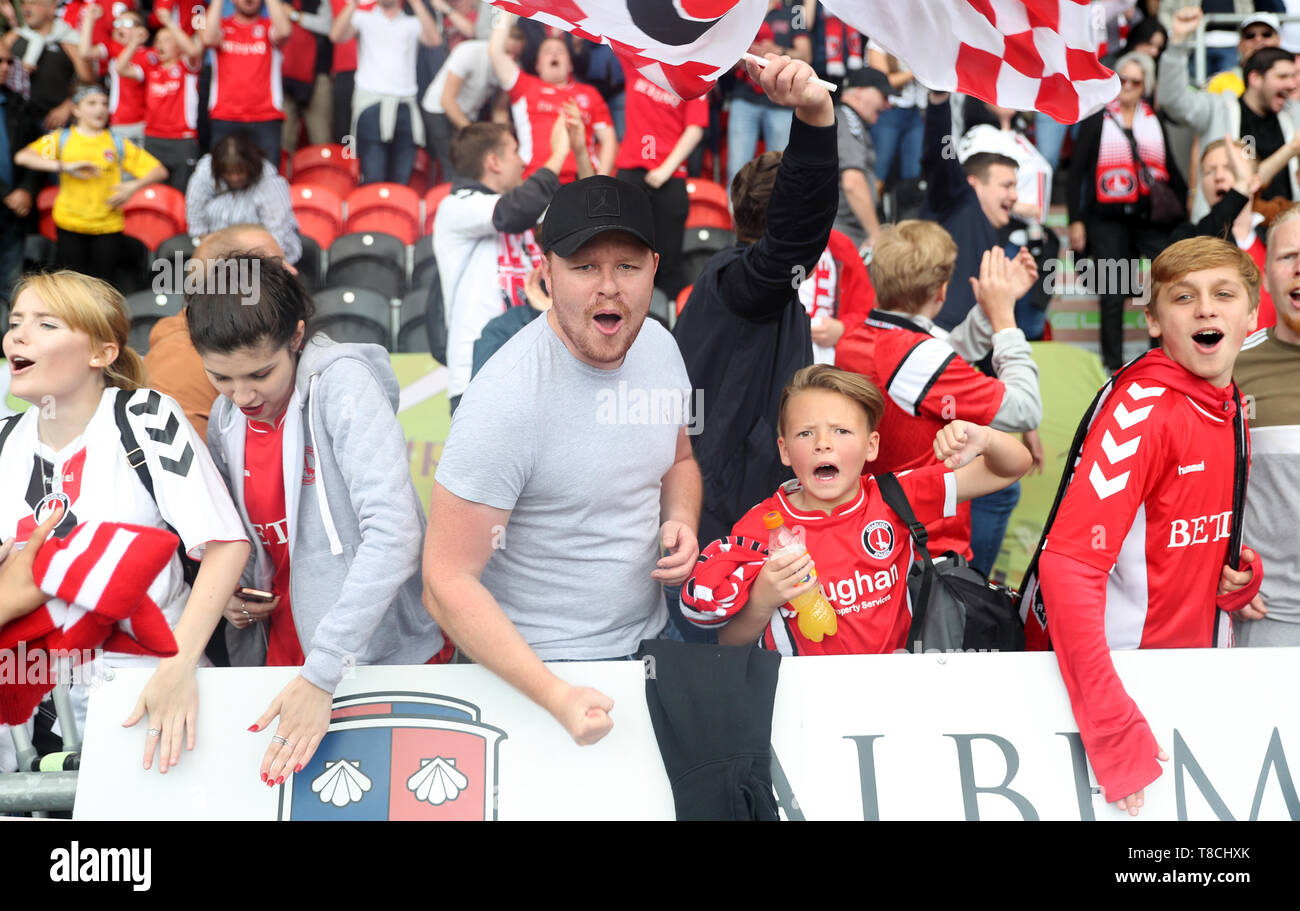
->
[834, 103, 878, 246]
[436, 312, 690, 659]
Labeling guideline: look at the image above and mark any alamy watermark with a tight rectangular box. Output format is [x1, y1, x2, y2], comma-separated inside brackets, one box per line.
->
[0, 644, 106, 686]
[151, 254, 261, 306]
[1043, 253, 1151, 305]
[595, 381, 704, 436]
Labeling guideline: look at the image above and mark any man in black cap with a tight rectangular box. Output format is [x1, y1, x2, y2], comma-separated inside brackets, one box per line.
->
[835, 66, 891, 250]
[423, 174, 702, 747]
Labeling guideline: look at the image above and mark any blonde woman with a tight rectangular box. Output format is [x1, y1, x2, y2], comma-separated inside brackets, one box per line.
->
[0, 271, 249, 773]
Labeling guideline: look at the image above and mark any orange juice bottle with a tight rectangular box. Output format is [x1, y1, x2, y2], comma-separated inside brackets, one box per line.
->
[762, 512, 838, 642]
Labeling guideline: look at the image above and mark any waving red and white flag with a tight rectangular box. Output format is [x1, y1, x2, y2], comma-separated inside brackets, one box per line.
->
[492, 0, 1118, 123]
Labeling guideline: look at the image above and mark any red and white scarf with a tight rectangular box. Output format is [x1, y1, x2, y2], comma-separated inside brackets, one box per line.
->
[1, 521, 179, 725]
[1095, 99, 1168, 206]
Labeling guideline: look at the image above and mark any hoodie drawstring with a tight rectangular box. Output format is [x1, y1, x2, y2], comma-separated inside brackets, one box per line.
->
[307, 373, 345, 556]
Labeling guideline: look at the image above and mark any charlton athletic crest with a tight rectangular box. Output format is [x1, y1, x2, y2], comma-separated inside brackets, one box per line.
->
[861, 519, 894, 559]
[277, 692, 506, 821]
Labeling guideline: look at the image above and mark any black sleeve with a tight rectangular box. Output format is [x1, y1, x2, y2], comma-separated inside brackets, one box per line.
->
[1068, 114, 1102, 224]
[922, 99, 968, 218]
[718, 112, 839, 323]
[1167, 188, 1249, 244]
[492, 168, 562, 235]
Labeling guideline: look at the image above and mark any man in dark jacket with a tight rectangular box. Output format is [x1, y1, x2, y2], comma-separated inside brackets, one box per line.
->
[922, 91, 1021, 330]
[673, 52, 838, 553]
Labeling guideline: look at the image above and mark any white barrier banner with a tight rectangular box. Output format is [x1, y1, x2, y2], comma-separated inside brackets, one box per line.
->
[74, 649, 1300, 821]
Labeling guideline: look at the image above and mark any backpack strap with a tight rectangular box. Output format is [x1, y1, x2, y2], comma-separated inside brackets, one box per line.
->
[0, 412, 21, 457]
[107, 127, 125, 166]
[1216, 383, 1250, 645]
[57, 126, 70, 158]
[875, 472, 939, 648]
[113, 387, 156, 499]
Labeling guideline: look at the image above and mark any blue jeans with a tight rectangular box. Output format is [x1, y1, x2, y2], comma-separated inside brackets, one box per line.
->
[726, 96, 793, 189]
[1204, 45, 1237, 82]
[608, 91, 626, 141]
[357, 103, 416, 186]
[870, 105, 923, 182]
[969, 481, 1021, 577]
[1015, 297, 1047, 341]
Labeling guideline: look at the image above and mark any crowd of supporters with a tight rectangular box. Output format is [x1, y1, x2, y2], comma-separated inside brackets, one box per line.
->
[0, 0, 1298, 821]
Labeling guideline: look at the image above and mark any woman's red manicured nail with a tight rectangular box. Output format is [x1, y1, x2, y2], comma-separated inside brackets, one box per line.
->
[248, 724, 259, 732]
[260, 771, 267, 782]
[294, 764, 302, 774]
[275, 776, 284, 785]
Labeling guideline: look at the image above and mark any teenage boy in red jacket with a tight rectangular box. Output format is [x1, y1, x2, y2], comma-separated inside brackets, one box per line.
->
[1027, 237, 1264, 816]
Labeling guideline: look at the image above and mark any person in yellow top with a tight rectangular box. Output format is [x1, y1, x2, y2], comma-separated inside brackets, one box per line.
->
[15, 84, 167, 283]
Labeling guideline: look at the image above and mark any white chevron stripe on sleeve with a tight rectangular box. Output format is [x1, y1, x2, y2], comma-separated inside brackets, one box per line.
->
[1100, 429, 1141, 464]
[1089, 462, 1130, 500]
[1113, 401, 1154, 430]
[1127, 381, 1166, 400]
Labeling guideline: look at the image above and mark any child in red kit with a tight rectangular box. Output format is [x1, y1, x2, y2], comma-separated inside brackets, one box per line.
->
[681, 364, 1031, 654]
[1021, 236, 1265, 816]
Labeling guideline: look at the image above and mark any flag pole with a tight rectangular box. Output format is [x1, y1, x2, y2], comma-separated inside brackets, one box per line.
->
[743, 53, 839, 92]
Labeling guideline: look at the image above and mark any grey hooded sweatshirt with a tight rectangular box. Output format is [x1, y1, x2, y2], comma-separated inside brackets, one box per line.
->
[208, 335, 443, 691]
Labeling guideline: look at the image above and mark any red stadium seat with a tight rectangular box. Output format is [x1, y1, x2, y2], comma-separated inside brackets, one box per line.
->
[38, 185, 59, 241]
[685, 203, 733, 231]
[685, 178, 728, 211]
[346, 183, 420, 245]
[291, 184, 344, 239]
[292, 143, 360, 199]
[123, 184, 187, 251]
[296, 211, 341, 249]
[676, 284, 692, 317]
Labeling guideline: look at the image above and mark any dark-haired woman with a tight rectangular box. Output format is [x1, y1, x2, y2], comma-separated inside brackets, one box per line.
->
[187, 256, 445, 785]
[185, 135, 302, 263]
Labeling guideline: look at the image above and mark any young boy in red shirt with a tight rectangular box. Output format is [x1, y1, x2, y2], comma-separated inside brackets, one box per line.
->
[1022, 236, 1264, 816]
[681, 364, 1031, 654]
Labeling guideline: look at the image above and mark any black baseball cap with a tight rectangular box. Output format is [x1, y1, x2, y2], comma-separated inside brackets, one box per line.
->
[844, 66, 893, 98]
[540, 175, 657, 257]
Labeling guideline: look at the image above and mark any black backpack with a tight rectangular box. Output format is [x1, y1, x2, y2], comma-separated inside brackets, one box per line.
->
[876, 472, 1025, 653]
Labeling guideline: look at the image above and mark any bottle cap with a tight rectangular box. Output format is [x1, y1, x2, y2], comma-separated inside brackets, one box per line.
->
[762, 511, 784, 530]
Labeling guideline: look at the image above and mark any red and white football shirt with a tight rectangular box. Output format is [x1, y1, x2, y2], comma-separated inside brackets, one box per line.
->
[0, 388, 247, 654]
[144, 56, 200, 140]
[150, 0, 206, 36]
[1042, 350, 1243, 649]
[798, 229, 875, 365]
[836, 310, 1005, 559]
[682, 468, 957, 656]
[507, 71, 610, 183]
[209, 16, 284, 122]
[243, 415, 304, 667]
[101, 40, 154, 126]
[614, 61, 708, 179]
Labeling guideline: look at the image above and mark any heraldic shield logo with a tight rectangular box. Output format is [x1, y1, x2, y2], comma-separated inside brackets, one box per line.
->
[277, 692, 507, 820]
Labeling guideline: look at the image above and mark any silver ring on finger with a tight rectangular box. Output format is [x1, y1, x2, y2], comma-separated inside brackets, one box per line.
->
[271, 734, 291, 746]
[147, 728, 162, 737]
[242, 609, 252, 622]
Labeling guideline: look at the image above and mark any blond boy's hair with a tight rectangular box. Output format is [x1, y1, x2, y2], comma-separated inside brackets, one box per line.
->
[1148, 236, 1260, 315]
[868, 220, 959, 314]
[778, 364, 885, 437]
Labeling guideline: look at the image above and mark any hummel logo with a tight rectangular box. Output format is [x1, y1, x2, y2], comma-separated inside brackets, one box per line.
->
[1178, 461, 1205, 476]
